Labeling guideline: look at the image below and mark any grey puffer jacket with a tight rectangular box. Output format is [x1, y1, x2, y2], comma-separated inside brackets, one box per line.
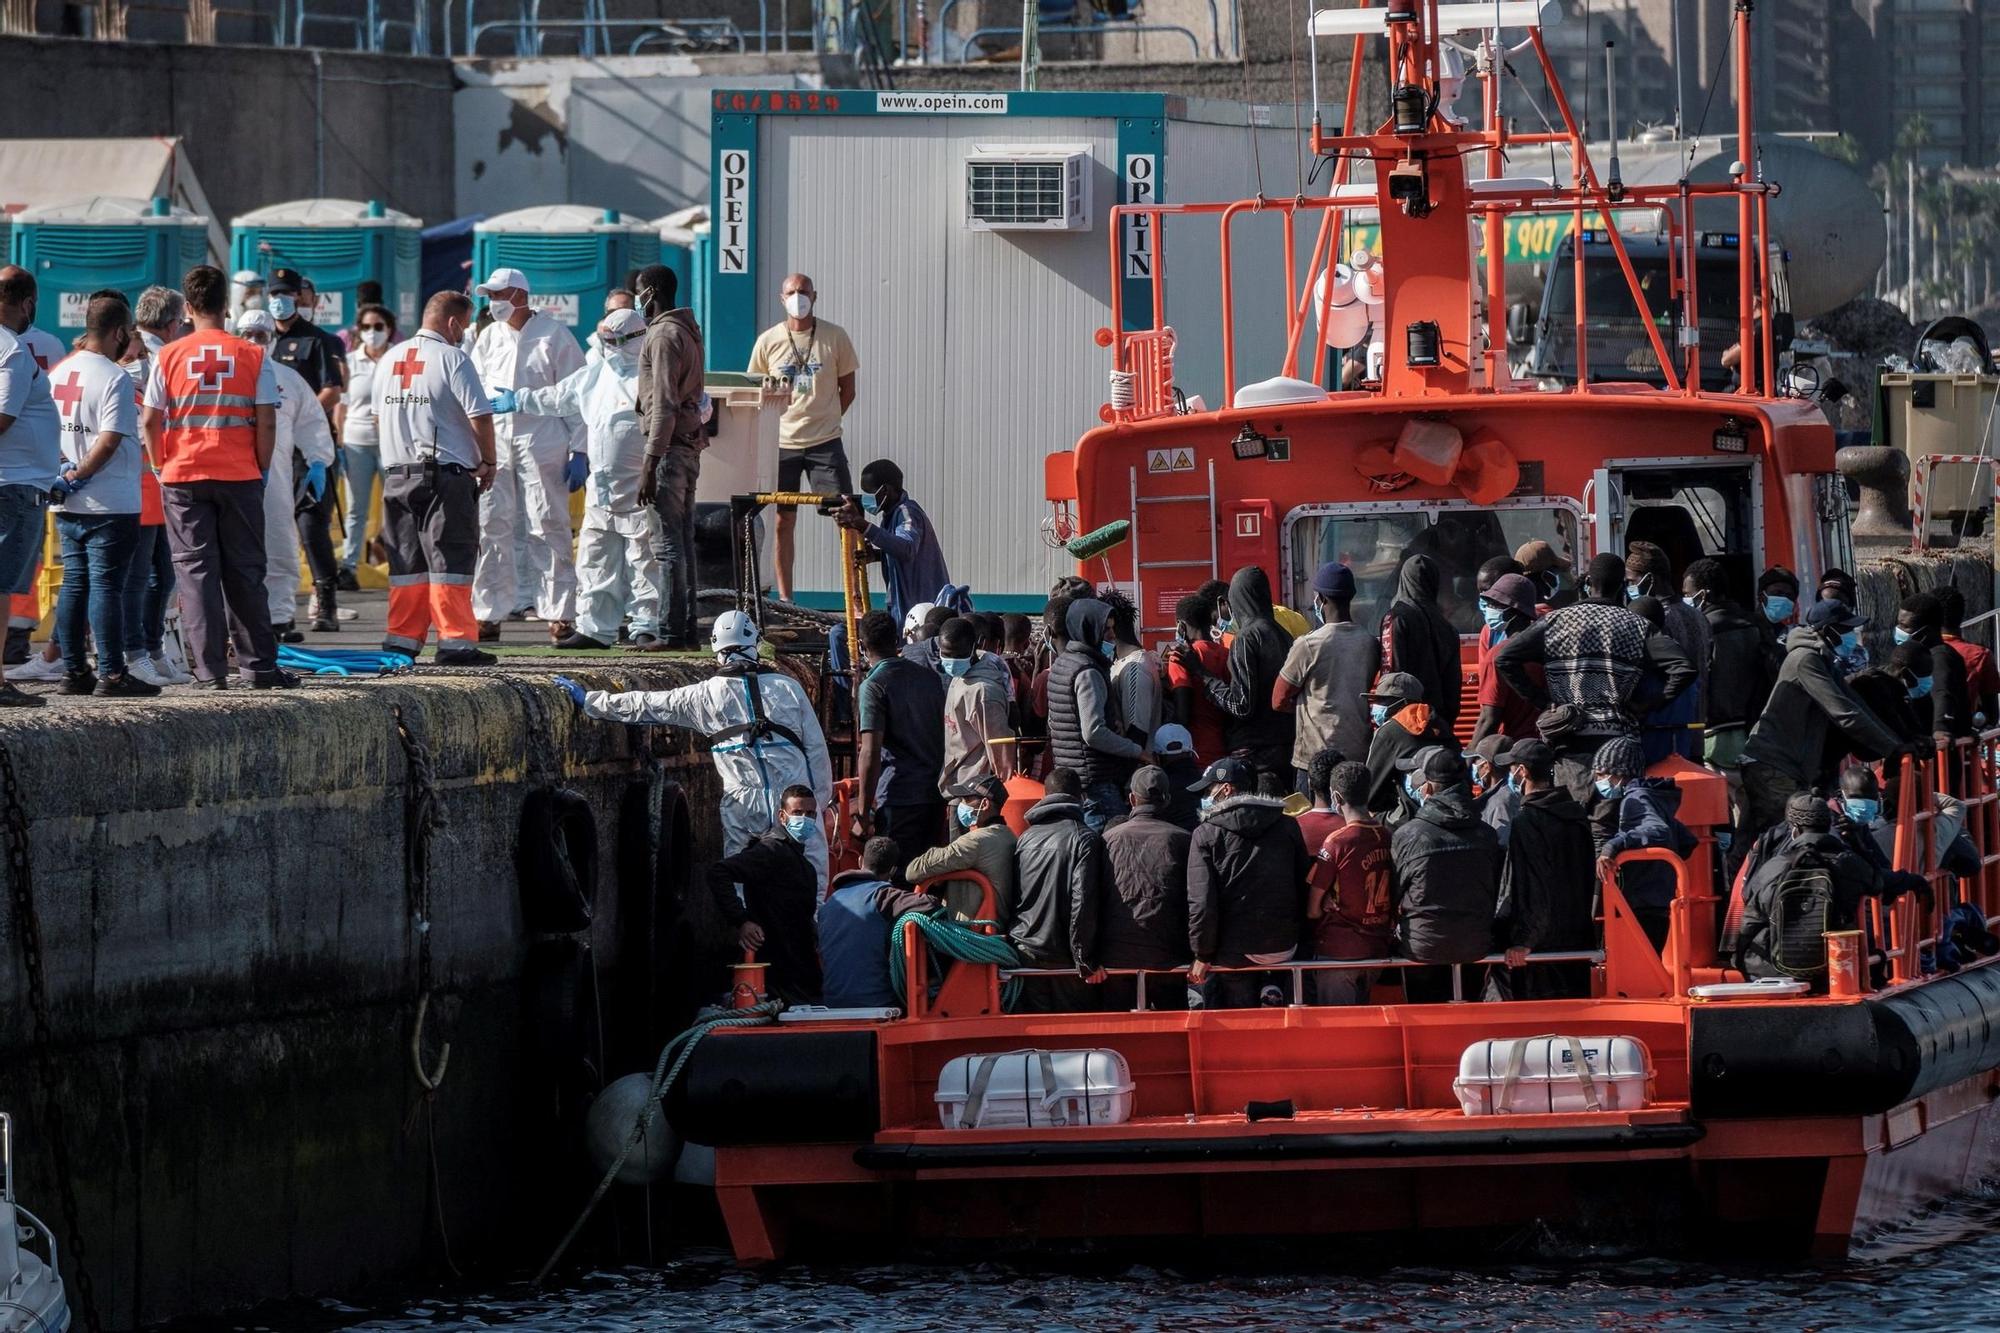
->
[1389, 783, 1503, 964]
[1187, 793, 1311, 965]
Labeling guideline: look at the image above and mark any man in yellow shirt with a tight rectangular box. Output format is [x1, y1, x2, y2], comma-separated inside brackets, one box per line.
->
[748, 272, 859, 601]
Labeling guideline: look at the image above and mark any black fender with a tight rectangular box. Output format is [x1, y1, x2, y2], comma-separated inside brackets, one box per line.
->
[518, 787, 599, 934]
[668, 1029, 880, 1147]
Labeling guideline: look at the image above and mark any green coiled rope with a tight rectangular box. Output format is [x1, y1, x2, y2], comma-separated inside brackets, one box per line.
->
[887, 911, 1024, 1009]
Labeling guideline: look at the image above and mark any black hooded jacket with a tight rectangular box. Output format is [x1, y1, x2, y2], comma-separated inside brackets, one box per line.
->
[1382, 555, 1464, 732]
[1200, 567, 1297, 766]
[1700, 595, 1775, 730]
[1011, 794, 1105, 968]
[1390, 783, 1503, 963]
[1187, 793, 1312, 965]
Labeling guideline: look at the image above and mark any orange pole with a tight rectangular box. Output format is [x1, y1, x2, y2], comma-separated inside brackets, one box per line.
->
[1218, 198, 1259, 401]
[1756, 188, 1775, 397]
[1106, 200, 1128, 370]
[1735, 0, 1754, 397]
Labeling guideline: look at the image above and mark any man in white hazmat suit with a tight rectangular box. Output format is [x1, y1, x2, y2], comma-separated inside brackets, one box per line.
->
[554, 610, 834, 866]
[495, 307, 660, 650]
[470, 267, 586, 642]
[237, 309, 335, 640]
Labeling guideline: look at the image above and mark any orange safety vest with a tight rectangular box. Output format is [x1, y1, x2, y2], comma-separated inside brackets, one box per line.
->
[155, 332, 265, 484]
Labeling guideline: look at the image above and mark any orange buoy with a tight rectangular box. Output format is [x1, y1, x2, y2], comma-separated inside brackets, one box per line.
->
[1002, 771, 1046, 837]
[1825, 930, 1865, 998]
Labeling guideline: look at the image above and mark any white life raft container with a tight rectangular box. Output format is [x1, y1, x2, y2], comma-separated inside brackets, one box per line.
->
[935, 1048, 1135, 1130]
[1453, 1034, 1652, 1116]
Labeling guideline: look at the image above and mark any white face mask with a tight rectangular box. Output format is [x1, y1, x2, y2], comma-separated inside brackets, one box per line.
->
[782, 292, 813, 320]
[487, 298, 520, 322]
[360, 328, 390, 351]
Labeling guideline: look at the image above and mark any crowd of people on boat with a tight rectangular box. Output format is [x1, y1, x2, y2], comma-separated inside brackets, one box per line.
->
[553, 453, 1997, 1011]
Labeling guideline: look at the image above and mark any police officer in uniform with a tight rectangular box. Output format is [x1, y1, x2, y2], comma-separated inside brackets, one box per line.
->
[372, 291, 498, 665]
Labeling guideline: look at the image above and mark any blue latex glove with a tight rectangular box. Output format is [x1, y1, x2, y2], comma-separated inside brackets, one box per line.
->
[562, 452, 589, 493]
[490, 388, 519, 414]
[49, 471, 85, 500]
[553, 675, 587, 709]
[304, 460, 328, 502]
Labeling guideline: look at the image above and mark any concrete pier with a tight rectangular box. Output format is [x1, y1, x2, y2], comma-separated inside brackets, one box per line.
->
[0, 663, 735, 1330]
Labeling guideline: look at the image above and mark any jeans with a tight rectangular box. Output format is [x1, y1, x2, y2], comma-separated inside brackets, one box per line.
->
[649, 446, 701, 643]
[1313, 964, 1375, 1005]
[55, 512, 139, 676]
[340, 444, 380, 570]
[120, 521, 174, 656]
[0, 484, 47, 597]
[1081, 778, 1126, 833]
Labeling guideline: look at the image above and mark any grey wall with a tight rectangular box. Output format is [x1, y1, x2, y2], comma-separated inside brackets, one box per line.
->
[0, 36, 456, 228]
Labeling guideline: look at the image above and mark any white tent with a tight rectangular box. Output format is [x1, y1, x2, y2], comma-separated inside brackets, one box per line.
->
[0, 138, 225, 263]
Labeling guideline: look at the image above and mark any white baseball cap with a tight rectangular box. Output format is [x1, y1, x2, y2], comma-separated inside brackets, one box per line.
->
[596, 308, 646, 343]
[235, 309, 277, 336]
[475, 267, 531, 296]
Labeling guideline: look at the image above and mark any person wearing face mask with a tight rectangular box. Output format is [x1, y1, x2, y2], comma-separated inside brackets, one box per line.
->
[114, 307, 184, 687]
[1099, 586, 1160, 754]
[834, 457, 950, 633]
[265, 269, 349, 633]
[237, 309, 337, 645]
[702, 784, 825, 1005]
[1045, 597, 1145, 833]
[1165, 565, 1297, 792]
[1514, 539, 1574, 610]
[1492, 739, 1594, 999]
[335, 303, 397, 590]
[1590, 735, 1695, 950]
[633, 263, 706, 648]
[1683, 558, 1775, 774]
[748, 273, 861, 602]
[227, 271, 266, 331]
[1625, 540, 1709, 731]
[1741, 599, 1911, 844]
[582, 289, 636, 364]
[1005, 767, 1107, 1012]
[497, 307, 662, 651]
[140, 264, 292, 689]
[1362, 671, 1450, 823]
[1834, 763, 1970, 886]
[1186, 755, 1313, 1009]
[908, 774, 1019, 926]
[1842, 642, 1933, 773]
[0, 267, 63, 700]
[370, 291, 499, 666]
[1388, 746, 1502, 1003]
[469, 266, 587, 645]
[1165, 593, 1231, 765]
[1756, 566, 1801, 647]
[1469, 572, 1541, 746]
[556, 609, 834, 856]
[935, 616, 1017, 804]
[1895, 592, 1973, 750]
[46, 294, 158, 697]
[1276, 562, 1380, 788]
[1471, 734, 1518, 846]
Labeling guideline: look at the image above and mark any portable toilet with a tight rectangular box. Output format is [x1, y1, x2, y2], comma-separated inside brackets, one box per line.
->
[8, 197, 208, 343]
[654, 204, 709, 345]
[471, 206, 660, 341]
[230, 198, 422, 334]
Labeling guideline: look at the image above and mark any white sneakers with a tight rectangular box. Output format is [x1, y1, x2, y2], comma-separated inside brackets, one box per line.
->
[7, 653, 65, 683]
[141, 652, 190, 686]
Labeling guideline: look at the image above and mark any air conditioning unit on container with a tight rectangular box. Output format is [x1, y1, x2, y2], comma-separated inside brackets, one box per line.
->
[964, 145, 1092, 232]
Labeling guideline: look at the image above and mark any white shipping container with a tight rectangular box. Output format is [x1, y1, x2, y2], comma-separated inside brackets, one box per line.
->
[936, 1048, 1136, 1129]
[1453, 1035, 1652, 1116]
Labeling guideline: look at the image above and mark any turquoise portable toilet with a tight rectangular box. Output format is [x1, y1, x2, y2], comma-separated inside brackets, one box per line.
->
[9, 197, 208, 343]
[230, 198, 422, 334]
[471, 206, 660, 341]
[653, 204, 708, 349]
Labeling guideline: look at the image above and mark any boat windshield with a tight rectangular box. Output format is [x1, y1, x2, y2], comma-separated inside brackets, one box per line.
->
[1289, 502, 1582, 635]
[1538, 251, 1747, 390]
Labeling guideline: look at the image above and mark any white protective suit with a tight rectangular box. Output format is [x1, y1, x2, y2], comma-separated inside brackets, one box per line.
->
[471, 311, 585, 624]
[580, 664, 834, 854]
[513, 344, 662, 644]
[263, 358, 337, 626]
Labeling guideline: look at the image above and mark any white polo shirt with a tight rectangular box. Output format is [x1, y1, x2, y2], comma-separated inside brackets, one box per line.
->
[0, 326, 61, 491]
[373, 329, 492, 469]
[51, 350, 141, 515]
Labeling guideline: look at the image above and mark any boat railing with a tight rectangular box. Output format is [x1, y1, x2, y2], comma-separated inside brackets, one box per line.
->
[1878, 730, 2000, 987]
[999, 951, 1606, 1009]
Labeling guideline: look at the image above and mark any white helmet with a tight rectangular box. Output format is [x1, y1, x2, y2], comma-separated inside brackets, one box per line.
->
[902, 602, 936, 641]
[712, 609, 760, 659]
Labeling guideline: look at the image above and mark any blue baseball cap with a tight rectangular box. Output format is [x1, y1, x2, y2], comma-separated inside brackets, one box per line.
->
[1313, 562, 1356, 599]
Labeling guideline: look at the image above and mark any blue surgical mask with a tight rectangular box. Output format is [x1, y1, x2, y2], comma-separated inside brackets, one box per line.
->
[1479, 602, 1509, 634]
[1370, 702, 1390, 727]
[784, 814, 815, 842]
[941, 654, 972, 679]
[269, 293, 297, 321]
[1098, 640, 1115, 660]
[1311, 601, 1326, 628]
[956, 801, 978, 829]
[1893, 626, 1914, 646]
[1595, 777, 1626, 800]
[1844, 797, 1880, 826]
[1403, 773, 1425, 806]
[860, 493, 881, 514]
[1910, 675, 1933, 700]
[1762, 595, 1794, 624]
[1199, 794, 1216, 815]
[1217, 609, 1232, 632]
[1836, 629, 1862, 660]
[1626, 582, 1645, 603]
[1506, 771, 1523, 794]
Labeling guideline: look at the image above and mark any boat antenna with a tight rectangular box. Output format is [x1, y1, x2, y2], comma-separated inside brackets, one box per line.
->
[1669, 0, 1686, 141]
[1604, 39, 1624, 201]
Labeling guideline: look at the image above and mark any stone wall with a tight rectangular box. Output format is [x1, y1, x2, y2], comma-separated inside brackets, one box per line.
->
[0, 668, 735, 1329]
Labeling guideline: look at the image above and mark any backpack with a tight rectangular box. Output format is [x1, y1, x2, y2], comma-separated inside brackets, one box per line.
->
[1738, 837, 1838, 982]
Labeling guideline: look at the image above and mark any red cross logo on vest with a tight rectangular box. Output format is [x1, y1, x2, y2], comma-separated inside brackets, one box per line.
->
[187, 345, 235, 392]
[391, 347, 426, 390]
[52, 372, 84, 418]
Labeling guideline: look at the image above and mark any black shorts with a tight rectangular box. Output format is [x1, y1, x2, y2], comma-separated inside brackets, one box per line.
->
[776, 438, 853, 496]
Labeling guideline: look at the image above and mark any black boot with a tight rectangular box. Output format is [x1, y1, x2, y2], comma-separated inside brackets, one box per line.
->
[309, 582, 338, 633]
[2, 626, 27, 666]
[276, 621, 305, 644]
